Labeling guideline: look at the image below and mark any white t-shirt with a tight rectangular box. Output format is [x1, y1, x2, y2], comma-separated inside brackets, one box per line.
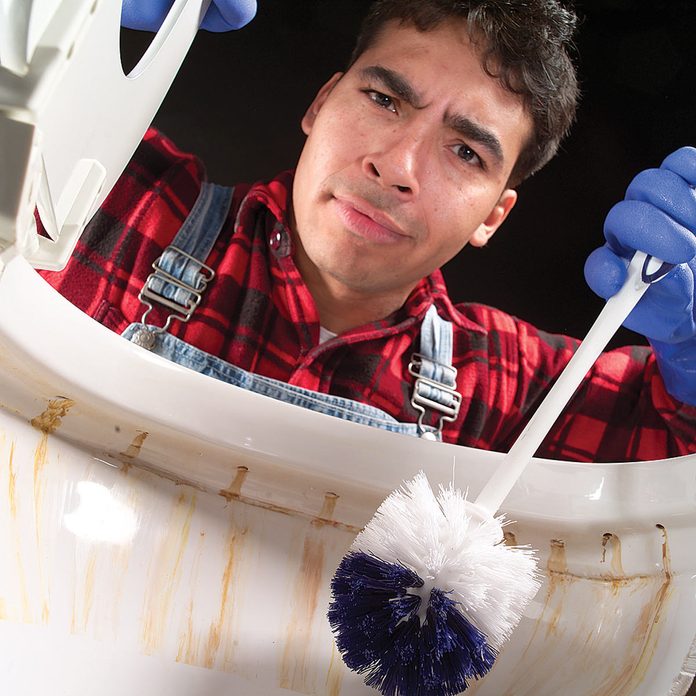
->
[319, 326, 337, 344]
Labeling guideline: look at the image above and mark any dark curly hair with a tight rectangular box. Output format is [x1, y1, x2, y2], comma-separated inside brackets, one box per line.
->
[349, 0, 580, 186]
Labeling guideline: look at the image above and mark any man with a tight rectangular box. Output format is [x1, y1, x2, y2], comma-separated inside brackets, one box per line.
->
[41, 0, 696, 459]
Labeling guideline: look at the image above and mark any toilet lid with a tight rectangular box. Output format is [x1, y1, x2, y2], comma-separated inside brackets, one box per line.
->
[0, 0, 209, 270]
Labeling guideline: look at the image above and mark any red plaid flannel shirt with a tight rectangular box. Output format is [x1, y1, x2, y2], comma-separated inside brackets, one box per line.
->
[39, 129, 696, 460]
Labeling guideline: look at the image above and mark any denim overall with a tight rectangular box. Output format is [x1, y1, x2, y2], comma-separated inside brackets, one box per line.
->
[122, 183, 462, 440]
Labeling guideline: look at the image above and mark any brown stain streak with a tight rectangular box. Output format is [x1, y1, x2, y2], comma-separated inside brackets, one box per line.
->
[218, 488, 360, 534]
[175, 531, 207, 666]
[30, 398, 75, 434]
[313, 492, 339, 528]
[219, 466, 249, 501]
[119, 430, 149, 461]
[656, 524, 672, 577]
[142, 493, 196, 654]
[33, 432, 48, 532]
[547, 538, 568, 574]
[545, 540, 569, 637]
[177, 600, 199, 664]
[113, 456, 208, 493]
[516, 539, 569, 663]
[503, 530, 518, 547]
[280, 533, 326, 691]
[509, 530, 676, 696]
[581, 525, 674, 696]
[202, 526, 247, 668]
[128, 459, 360, 532]
[326, 643, 345, 696]
[6, 441, 31, 622]
[32, 432, 50, 623]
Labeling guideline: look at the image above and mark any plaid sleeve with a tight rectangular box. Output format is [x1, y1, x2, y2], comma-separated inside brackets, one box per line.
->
[37, 128, 207, 332]
[455, 303, 695, 461]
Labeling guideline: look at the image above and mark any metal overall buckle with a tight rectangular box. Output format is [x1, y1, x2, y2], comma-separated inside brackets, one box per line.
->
[131, 246, 215, 350]
[408, 353, 462, 440]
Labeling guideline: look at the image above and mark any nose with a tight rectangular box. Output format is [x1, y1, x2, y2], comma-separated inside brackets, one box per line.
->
[361, 131, 422, 198]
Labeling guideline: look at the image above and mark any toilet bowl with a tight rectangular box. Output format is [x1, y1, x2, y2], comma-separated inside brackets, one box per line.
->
[0, 255, 694, 696]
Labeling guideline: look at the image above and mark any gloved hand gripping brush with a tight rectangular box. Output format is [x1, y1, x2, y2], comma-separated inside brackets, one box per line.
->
[328, 251, 676, 696]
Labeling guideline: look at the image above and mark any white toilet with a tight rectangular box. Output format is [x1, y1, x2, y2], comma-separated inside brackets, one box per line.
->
[1, 2, 695, 694]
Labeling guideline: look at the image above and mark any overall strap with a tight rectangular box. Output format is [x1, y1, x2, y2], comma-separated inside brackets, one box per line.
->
[132, 183, 233, 348]
[408, 304, 462, 440]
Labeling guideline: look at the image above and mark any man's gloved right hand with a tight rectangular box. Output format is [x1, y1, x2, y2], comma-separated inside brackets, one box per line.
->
[584, 147, 696, 405]
[121, 0, 257, 32]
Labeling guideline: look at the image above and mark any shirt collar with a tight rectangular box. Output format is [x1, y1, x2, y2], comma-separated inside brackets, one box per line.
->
[242, 170, 486, 336]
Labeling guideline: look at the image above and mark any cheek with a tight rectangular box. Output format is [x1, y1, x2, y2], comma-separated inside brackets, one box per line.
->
[303, 131, 350, 185]
[422, 189, 492, 252]
[311, 99, 379, 165]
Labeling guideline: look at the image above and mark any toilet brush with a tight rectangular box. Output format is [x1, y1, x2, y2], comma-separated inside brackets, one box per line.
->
[328, 251, 675, 696]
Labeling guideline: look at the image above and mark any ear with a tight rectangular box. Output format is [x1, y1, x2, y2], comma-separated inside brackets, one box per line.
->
[301, 72, 344, 135]
[470, 188, 518, 247]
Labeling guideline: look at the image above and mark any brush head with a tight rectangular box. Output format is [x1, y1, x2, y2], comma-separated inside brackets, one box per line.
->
[328, 472, 541, 696]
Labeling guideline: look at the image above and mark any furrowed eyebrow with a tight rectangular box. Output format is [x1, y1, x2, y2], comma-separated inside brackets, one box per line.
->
[359, 65, 425, 109]
[359, 64, 506, 168]
[446, 113, 504, 166]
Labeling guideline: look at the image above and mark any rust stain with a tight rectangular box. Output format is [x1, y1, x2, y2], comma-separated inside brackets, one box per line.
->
[70, 551, 97, 634]
[516, 538, 570, 665]
[141, 492, 196, 654]
[279, 532, 326, 691]
[507, 527, 677, 696]
[5, 441, 31, 622]
[119, 430, 149, 461]
[33, 432, 51, 623]
[326, 642, 345, 696]
[132, 458, 359, 531]
[601, 533, 625, 580]
[218, 490, 362, 534]
[175, 529, 208, 666]
[33, 432, 48, 522]
[202, 526, 247, 668]
[503, 530, 518, 547]
[33, 431, 48, 540]
[588, 525, 674, 696]
[547, 539, 568, 574]
[177, 600, 199, 665]
[8, 441, 16, 518]
[217, 487, 359, 534]
[219, 466, 249, 501]
[30, 398, 75, 434]
[656, 524, 672, 576]
[544, 539, 570, 636]
[313, 492, 339, 528]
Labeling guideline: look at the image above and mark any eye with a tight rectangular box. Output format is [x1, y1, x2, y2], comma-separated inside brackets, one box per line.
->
[452, 143, 484, 169]
[363, 89, 397, 113]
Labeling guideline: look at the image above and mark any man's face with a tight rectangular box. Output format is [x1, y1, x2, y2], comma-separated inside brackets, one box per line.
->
[291, 20, 532, 310]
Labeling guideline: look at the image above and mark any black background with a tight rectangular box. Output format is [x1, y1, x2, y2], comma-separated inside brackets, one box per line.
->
[121, 0, 696, 348]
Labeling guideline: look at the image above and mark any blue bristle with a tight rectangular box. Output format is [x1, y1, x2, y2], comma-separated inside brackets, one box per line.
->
[328, 551, 497, 696]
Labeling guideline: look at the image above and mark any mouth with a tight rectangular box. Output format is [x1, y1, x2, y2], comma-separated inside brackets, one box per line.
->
[332, 195, 409, 244]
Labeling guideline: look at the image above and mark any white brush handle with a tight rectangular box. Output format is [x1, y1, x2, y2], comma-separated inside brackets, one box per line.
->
[475, 251, 657, 514]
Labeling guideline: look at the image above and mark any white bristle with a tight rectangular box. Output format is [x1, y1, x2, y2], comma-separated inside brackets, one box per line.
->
[352, 471, 541, 649]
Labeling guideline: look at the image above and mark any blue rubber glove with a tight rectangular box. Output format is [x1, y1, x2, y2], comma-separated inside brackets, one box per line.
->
[121, 0, 256, 32]
[584, 147, 696, 405]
